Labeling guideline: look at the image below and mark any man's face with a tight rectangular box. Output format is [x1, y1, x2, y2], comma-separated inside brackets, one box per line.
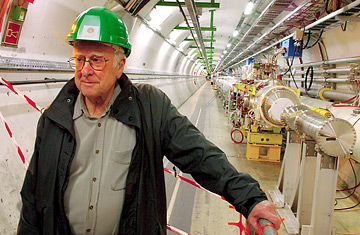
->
[73, 41, 125, 102]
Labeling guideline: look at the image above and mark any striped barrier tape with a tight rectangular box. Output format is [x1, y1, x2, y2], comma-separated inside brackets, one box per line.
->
[0, 76, 42, 167]
[164, 167, 226, 201]
[167, 224, 190, 235]
[0, 110, 28, 167]
[228, 205, 248, 234]
[164, 168, 280, 235]
[1, 77, 44, 113]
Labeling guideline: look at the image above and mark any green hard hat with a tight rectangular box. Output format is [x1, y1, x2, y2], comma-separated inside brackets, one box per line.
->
[67, 6, 131, 57]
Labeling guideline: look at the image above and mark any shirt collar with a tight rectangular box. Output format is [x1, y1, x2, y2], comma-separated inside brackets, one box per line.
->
[73, 84, 121, 120]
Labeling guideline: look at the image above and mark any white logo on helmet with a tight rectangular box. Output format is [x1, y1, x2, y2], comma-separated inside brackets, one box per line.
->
[79, 25, 100, 40]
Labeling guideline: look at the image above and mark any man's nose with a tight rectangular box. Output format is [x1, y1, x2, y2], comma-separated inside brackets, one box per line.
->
[81, 60, 94, 75]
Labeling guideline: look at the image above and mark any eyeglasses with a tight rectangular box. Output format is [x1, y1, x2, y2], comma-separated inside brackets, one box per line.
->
[68, 56, 109, 71]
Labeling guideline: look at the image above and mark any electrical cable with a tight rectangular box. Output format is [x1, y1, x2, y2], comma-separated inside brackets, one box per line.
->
[336, 159, 358, 201]
[332, 95, 359, 107]
[280, 63, 291, 76]
[337, 177, 360, 192]
[304, 66, 314, 91]
[289, 65, 299, 89]
[305, 29, 324, 49]
[325, 0, 331, 14]
[335, 207, 360, 213]
[300, 21, 311, 50]
[335, 200, 360, 211]
[335, 160, 360, 211]
[280, 51, 296, 76]
[303, 65, 317, 98]
[340, 20, 347, 31]
[230, 128, 244, 144]
[288, 46, 300, 89]
[352, 116, 360, 127]
[302, 31, 311, 49]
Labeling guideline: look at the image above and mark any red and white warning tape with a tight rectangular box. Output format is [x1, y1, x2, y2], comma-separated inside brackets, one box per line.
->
[165, 168, 281, 235]
[164, 167, 228, 235]
[0, 76, 44, 167]
[0, 110, 28, 167]
[1, 77, 43, 113]
[164, 167, 226, 201]
[167, 224, 190, 235]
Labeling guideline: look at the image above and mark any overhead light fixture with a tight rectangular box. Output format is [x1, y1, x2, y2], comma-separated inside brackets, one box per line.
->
[227, 43, 231, 48]
[232, 30, 239, 37]
[244, 2, 254, 15]
[224, 50, 227, 53]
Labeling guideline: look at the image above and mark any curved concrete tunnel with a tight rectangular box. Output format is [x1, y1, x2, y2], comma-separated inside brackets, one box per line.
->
[1, 0, 360, 234]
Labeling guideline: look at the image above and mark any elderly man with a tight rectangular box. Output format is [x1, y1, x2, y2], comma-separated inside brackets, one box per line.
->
[18, 6, 280, 235]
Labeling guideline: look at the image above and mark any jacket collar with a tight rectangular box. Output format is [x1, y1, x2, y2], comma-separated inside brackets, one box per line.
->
[111, 74, 141, 128]
[44, 73, 141, 137]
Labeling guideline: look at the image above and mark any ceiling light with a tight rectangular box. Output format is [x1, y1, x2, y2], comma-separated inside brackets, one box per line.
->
[232, 30, 239, 37]
[227, 43, 231, 48]
[224, 50, 227, 53]
[244, 2, 254, 15]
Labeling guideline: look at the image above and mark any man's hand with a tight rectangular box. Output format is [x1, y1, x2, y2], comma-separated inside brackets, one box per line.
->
[247, 200, 281, 234]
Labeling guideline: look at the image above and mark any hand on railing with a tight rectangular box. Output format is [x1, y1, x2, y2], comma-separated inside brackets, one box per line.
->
[247, 200, 281, 234]
[249, 219, 278, 235]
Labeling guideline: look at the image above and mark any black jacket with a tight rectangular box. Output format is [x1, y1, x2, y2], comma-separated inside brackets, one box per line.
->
[18, 73, 267, 235]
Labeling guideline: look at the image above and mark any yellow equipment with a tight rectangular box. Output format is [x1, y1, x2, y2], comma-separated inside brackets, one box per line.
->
[246, 125, 282, 162]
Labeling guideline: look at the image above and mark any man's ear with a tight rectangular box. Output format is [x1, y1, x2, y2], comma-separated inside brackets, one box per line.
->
[116, 57, 126, 79]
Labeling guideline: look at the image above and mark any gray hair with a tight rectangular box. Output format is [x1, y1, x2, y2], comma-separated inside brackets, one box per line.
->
[112, 46, 125, 68]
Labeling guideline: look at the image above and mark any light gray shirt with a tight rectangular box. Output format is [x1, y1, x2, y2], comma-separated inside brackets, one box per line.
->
[64, 84, 136, 235]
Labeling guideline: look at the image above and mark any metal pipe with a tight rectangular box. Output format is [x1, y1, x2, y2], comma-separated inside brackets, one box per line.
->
[292, 56, 360, 68]
[283, 78, 352, 83]
[0, 78, 69, 85]
[281, 104, 309, 130]
[322, 90, 357, 101]
[325, 78, 351, 83]
[185, 0, 209, 71]
[302, 89, 356, 101]
[293, 67, 352, 74]
[283, 77, 326, 82]
[281, 104, 356, 158]
[295, 110, 356, 157]
[259, 219, 278, 235]
[249, 219, 278, 235]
